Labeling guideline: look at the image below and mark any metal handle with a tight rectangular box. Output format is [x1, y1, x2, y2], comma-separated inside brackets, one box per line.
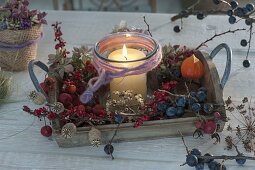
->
[209, 43, 232, 89]
[28, 60, 49, 98]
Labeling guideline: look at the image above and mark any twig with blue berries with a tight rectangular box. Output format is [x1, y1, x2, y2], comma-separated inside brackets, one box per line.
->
[195, 28, 246, 50]
[179, 131, 255, 169]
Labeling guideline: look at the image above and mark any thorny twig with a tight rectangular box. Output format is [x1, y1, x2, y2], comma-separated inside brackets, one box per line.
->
[195, 28, 246, 50]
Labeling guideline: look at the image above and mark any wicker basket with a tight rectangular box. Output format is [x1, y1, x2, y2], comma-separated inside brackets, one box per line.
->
[0, 25, 42, 71]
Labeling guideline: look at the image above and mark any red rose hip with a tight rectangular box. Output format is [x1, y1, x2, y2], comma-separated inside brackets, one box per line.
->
[40, 125, 52, 137]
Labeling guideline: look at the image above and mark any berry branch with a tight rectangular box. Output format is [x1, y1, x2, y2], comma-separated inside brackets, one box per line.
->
[195, 28, 246, 50]
[172, 0, 255, 67]
[179, 130, 255, 169]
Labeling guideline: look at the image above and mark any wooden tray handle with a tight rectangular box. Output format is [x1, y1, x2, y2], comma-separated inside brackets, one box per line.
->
[209, 43, 232, 89]
[28, 60, 49, 98]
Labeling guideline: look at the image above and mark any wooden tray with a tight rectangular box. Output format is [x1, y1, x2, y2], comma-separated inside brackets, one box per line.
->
[28, 43, 231, 148]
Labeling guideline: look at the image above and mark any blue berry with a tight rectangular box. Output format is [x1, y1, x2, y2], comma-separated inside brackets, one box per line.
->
[180, 10, 189, 18]
[235, 7, 245, 17]
[196, 91, 207, 102]
[228, 16, 236, 24]
[197, 13, 205, 20]
[176, 96, 186, 107]
[198, 87, 207, 94]
[190, 91, 197, 97]
[203, 153, 214, 163]
[195, 163, 204, 170]
[157, 102, 169, 112]
[240, 39, 248, 47]
[191, 103, 201, 112]
[230, 1, 239, 9]
[203, 103, 214, 114]
[208, 161, 218, 170]
[174, 25, 181, 33]
[236, 154, 246, 165]
[166, 107, 177, 117]
[186, 154, 198, 167]
[245, 19, 252, 25]
[173, 69, 181, 78]
[243, 60, 250, 68]
[104, 144, 114, 155]
[246, 3, 254, 12]
[115, 114, 124, 124]
[242, 7, 249, 15]
[191, 148, 202, 156]
[0, 21, 7, 30]
[187, 97, 196, 105]
[176, 107, 184, 117]
[227, 10, 233, 16]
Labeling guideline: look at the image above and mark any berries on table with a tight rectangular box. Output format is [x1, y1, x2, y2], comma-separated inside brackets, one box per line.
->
[246, 3, 254, 12]
[173, 25, 181, 33]
[208, 161, 219, 170]
[197, 13, 205, 20]
[227, 10, 233, 16]
[235, 7, 245, 17]
[191, 148, 202, 156]
[243, 59, 250, 68]
[203, 153, 214, 163]
[236, 154, 246, 165]
[230, 1, 239, 9]
[240, 39, 248, 47]
[186, 154, 198, 167]
[228, 16, 236, 24]
[40, 125, 52, 137]
[245, 18, 252, 25]
[104, 143, 114, 159]
[195, 163, 204, 170]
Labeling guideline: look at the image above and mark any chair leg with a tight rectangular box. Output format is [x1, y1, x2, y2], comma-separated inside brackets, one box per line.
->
[63, 0, 74, 10]
[149, 0, 156, 13]
[52, 0, 59, 10]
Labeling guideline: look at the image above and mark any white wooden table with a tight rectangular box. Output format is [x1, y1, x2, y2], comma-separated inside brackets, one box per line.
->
[0, 11, 255, 170]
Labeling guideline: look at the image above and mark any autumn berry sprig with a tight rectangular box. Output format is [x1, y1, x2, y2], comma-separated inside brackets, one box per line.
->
[22, 105, 56, 137]
[52, 22, 69, 58]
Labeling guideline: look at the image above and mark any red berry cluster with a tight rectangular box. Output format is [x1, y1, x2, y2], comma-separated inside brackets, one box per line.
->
[60, 104, 112, 125]
[22, 106, 57, 120]
[52, 22, 70, 58]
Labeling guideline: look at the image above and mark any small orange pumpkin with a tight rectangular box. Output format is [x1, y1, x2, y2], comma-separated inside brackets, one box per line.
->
[181, 54, 204, 80]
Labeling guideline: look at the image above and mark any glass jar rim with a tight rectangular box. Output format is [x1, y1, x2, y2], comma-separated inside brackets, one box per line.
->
[93, 32, 160, 63]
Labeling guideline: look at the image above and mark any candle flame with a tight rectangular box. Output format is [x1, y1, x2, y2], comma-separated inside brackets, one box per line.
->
[123, 44, 127, 60]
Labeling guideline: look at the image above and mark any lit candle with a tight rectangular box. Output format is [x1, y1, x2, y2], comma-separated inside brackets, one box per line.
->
[108, 45, 147, 101]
